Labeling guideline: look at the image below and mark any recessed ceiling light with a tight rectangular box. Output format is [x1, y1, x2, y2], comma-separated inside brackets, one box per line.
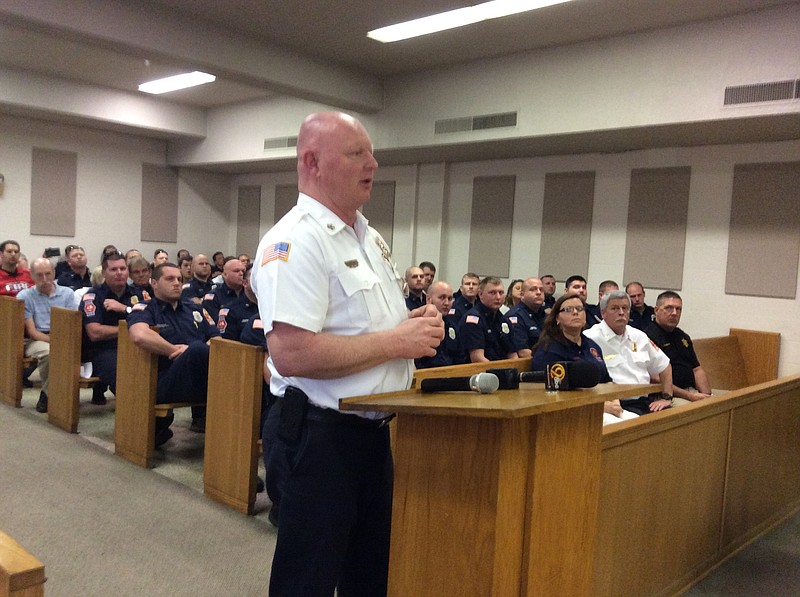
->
[139, 71, 216, 94]
[367, 0, 573, 43]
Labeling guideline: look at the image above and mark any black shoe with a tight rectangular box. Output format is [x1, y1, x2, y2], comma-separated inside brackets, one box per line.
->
[256, 476, 265, 493]
[91, 386, 107, 405]
[22, 378, 33, 388]
[154, 427, 174, 448]
[268, 506, 279, 527]
[35, 392, 48, 413]
[189, 417, 206, 433]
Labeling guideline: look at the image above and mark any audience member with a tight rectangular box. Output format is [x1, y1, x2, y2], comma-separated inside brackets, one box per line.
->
[181, 253, 213, 304]
[237, 253, 251, 268]
[56, 245, 91, 290]
[626, 281, 655, 330]
[202, 257, 245, 322]
[507, 277, 547, 358]
[415, 280, 464, 369]
[645, 291, 712, 405]
[17, 258, 76, 413]
[127, 263, 219, 444]
[540, 274, 557, 310]
[530, 293, 633, 424]
[74, 265, 104, 306]
[217, 263, 259, 340]
[81, 253, 144, 405]
[460, 276, 517, 362]
[419, 261, 436, 291]
[128, 257, 153, 299]
[124, 249, 142, 264]
[176, 248, 191, 262]
[404, 266, 426, 311]
[153, 249, 169, 268]
[54, 244, 78, 277]
[452, 272, 480, 320]
[0, 240, 34, 297]
[178, 255, 193, 283]
[501, 278, 523, 313]
[585, 290, 673, 416]
[210, 251, 225, 274]
[586, 280, 618, 327]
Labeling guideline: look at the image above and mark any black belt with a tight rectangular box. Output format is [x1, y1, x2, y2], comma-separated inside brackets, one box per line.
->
[305, 403, 395, 429]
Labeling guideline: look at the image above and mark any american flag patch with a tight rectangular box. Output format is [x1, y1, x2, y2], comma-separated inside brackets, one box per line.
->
[466, 315, 479, 325]
[262, 242, 291, 265]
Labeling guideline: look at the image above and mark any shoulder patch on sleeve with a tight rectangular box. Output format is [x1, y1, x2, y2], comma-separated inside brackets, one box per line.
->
[203, 293, 215, 301]
[252, 318, 264, 329]
[261, 242, 291, 265]
[466, 315, 480, 325]
[132, 303, 147, 311]
[202, 308, 215, 325]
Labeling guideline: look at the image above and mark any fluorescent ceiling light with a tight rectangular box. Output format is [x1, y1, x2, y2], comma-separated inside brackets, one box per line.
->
[367, 0, 573, 43]
[139, 71, 216, 94]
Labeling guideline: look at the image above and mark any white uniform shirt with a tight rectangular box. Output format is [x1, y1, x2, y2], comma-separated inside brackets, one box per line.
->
[251, 193, 412, 416]
[585, 320, 669, 384]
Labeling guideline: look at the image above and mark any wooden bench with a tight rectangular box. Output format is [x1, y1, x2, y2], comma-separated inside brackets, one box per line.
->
[115, 324, 265, 514]
[0, 297, 26, 408]
[0, 530, 45, 597]
[47, 307, 101, 433]
[593, 328, 789, 596]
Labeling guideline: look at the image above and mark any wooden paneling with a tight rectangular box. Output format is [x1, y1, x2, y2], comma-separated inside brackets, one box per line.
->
[730, 328, 780, 385]
[0, 297, 25, 408]
[594, 413, 729, 596]
[692, 336, 748, 390]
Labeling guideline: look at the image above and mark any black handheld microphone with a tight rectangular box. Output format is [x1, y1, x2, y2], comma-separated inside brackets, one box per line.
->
[420, 372, 500, 394]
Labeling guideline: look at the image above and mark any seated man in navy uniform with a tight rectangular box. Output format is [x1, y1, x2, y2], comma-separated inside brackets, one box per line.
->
[645, 290, 712, 406]
[403, 265, 426, 311]
[202, 256, 245, 323]
[81, 253, 144, 405]
[217, 263, 259, 341]
[452, 272, 480, 321]
[415, 280, 464, 369]
[180, 253, 213, 304]
[128, 256, 153, 300]
[586, 280, 618, 328]
[56, 245, 92, 290]
[626, 281, 655, 330]
[540, 274, 557, 310]
[127, 263, 219, 445]
[460, 276, 518, 363]
[507, 277, 547, 358]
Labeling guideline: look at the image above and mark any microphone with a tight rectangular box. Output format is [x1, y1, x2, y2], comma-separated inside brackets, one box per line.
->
[487, 362, 601, 390]
[420, 372, 500, 394]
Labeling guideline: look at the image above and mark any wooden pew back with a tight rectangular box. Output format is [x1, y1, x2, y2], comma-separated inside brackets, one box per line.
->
[693, 328, 781, 390]
[48, 307, 83, 432]
[114, 321, 159, 468]
[0, 297, 25, 408]
[0, 529, 45, 597]
[204, 337, 264, 515]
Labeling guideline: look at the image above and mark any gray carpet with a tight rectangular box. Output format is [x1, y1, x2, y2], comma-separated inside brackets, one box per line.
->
[1, 387, 276, 596]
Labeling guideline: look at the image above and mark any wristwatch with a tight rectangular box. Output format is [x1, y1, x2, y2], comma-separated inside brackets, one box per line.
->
[660, 392, 673, 401]
[126, 306, 133, 314]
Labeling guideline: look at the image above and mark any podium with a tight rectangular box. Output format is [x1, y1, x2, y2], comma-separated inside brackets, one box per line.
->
[341, 382, 655, 596]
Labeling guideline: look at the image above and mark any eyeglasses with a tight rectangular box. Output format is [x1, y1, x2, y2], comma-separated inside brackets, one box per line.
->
[560, 306, 585, 314]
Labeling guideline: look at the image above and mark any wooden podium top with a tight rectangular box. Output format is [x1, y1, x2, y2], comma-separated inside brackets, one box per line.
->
[340, 382, 658, 419]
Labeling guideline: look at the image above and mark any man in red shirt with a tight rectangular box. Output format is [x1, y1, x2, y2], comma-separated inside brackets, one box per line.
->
[0, 240, 34, 297]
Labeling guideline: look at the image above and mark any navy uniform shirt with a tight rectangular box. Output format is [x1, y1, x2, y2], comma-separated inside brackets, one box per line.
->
[531, 335, 612, 383]
[452, 292, 477, 321]
[506, 302, 546, 352]
[57, 269, 92, 291]
[239, 314, 268, 350]
[218, 297, 259, 341]
[585, 303, 603, 328]
[202, 282, 243, 323]
[460, 301, 515, 361]
[127, 298, 219, 372]
[629, 304, 655, 330]
[132, 283, 153, 301]
[80, 283, 144, 353]
[415, 312, 464, 369]
[181, 277, 213, 303]
[405, 291, 425, 311]
[543, 294, 556, 310]
[645, 322, 701, 390]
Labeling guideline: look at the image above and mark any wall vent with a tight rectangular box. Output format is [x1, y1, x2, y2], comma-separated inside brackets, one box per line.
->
[264, 136, 298, 150]
[724, 80, 798, 105]
[435, 111, 517, 135]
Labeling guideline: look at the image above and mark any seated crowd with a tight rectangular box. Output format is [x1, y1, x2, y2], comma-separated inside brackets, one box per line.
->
[403, 261, 712, 425]
[1, 240, 265, 439]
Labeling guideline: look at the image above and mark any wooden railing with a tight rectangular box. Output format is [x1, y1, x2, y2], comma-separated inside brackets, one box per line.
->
[0, 530, 45, 597]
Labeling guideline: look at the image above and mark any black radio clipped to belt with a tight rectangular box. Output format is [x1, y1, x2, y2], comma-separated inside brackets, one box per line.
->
[278, 386, 309, 442]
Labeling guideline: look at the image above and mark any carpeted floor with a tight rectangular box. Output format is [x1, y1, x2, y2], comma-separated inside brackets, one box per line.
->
[2, 386, 276, 596]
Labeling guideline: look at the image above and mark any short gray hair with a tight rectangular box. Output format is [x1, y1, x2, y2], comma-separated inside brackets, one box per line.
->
[599, 289, 631, 311]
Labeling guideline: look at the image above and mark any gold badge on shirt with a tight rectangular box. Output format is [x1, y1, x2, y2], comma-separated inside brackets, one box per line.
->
[345, 259, 358, 268]
[375, 237, 392, 264]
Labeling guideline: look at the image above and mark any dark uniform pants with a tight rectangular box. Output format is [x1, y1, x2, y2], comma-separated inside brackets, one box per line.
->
[266, 400, 393, 597]
[156, 342, 210, 420]
[90, 348, 118, 393]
